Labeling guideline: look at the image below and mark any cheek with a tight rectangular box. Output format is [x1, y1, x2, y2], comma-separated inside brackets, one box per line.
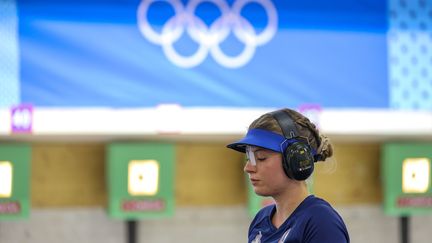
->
[263, 159, 286, 178]
[271, 156, 285, 171]
[270, 167, 289, 182]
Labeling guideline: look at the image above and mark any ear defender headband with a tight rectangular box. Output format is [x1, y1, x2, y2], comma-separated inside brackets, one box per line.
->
[269, 110, 316, 180]
[226, 110, 317, 180]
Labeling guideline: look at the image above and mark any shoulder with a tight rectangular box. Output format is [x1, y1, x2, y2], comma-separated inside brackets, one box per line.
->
[249, 204, 275, 232]
[257, 203, 275, 216]
[306, 197, 343, 221]
[248, 204, 276, 242]
[300, 196, 350, 243]
[250, 204, 274, 226]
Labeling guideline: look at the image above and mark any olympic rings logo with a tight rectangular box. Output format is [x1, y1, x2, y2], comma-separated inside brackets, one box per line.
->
[137, 0, 278, 68]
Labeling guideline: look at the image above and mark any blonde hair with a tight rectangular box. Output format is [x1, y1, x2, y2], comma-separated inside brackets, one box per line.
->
[248, 108, 333, 161]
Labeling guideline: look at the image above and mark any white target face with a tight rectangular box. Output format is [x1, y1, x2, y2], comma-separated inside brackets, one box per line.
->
[0, 161, 13, 198]
[128, 160, 159, 196]
[402, 158, 430, 193]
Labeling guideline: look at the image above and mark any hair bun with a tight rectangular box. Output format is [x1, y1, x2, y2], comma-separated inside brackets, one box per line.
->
[316, 134, 333, 161]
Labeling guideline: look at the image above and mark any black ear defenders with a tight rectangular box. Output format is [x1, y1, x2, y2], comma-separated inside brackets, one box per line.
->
[270, 110, 316, 181]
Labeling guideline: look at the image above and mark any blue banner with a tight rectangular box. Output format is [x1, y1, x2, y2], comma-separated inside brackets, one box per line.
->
[0, 0, 19, 107]
[18, 0, 388, 108]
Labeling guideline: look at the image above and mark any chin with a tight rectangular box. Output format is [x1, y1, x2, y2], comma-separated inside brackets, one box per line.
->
[253, 188, 271, 197]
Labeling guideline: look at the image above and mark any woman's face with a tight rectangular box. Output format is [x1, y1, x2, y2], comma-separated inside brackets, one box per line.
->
[244, 146, 291, 197]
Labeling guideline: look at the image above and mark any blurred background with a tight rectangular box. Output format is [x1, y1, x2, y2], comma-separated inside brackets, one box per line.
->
[1, 0, 432, 242]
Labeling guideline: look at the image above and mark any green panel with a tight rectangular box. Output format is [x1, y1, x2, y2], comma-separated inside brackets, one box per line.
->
[106, 143, 175, 219]
[0, 144, 31, 220]
[247, 175, 314, 217]
[382, 143, 432, 216]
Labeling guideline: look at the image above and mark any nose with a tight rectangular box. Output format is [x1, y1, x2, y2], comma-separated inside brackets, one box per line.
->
[244, 161, 257, 173]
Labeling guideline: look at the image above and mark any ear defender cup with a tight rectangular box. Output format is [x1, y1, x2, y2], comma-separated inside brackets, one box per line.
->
[270, 110, 316, 180]
[282, 142, 315, 181]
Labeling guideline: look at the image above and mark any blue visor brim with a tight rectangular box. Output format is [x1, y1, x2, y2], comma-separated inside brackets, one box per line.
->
[226, 128, 286, 153]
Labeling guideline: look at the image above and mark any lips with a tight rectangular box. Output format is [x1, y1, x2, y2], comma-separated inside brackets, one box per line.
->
[250, 178, 260, 185]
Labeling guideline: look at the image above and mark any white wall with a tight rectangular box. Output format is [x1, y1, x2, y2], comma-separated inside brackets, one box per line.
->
[1, 108, 432, 142]
[1, 205, 432, 243]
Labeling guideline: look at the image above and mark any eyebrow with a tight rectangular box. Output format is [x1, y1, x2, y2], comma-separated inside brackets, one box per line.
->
[252, 148, 279, 156]
[252, 148, 266, 153]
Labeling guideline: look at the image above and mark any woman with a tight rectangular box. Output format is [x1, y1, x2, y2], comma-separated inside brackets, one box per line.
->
[227, 108, 349, 243]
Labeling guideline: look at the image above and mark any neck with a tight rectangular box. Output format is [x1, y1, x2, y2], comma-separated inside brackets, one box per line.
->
[271, 181, 309, 228]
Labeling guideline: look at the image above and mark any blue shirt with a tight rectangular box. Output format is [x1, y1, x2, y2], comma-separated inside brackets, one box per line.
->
[248, 195, 350, 243]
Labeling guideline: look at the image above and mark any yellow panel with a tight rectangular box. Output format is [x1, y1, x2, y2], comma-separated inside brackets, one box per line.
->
[313, 142, 381, 205]
[30, 142, 382, 207]
[31, 143, 106, 207]
[176, 143, 246, 206]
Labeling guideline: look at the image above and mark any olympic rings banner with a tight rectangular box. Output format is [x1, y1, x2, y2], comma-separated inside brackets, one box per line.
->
[17, 0, 388, 108]
[137, 0, 278, 69]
